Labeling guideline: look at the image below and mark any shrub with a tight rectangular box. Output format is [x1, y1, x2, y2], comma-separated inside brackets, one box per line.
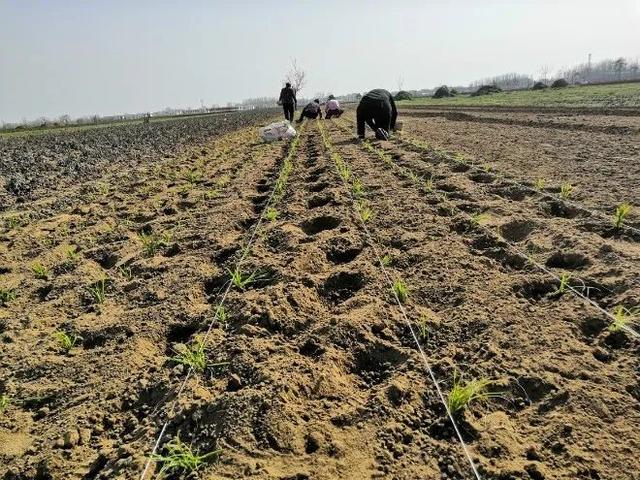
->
[532, 81, 548, 90]
[432, 86, 452, 99]
[394, 90, 412, 101]
[551, 78, 569, 88]
[471, 85, 502, 96]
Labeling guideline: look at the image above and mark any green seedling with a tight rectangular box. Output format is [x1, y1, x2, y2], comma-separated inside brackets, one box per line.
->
[152, 436, 221, 476]
[610, 305, 639, 332]
[184, 168, 202, 184]
[560, 183, 574, 199]
[216, 306, 229, 328]
[613, 203, 632, 229]
[352, 178, 364, 197]
[470, 212, 489, 226]
[454, 153, 467, 164]
[265, 208, 278, 222]
[228, 267, 256, 290]
[423, 177, 434, 193]
[0, 395, 8, 414]
[416, 312, 430, 341]
[556, 272, 571, 294]
[408, 171, 421, 184]
[392, 279, 408, 303]
[31, 262, 50, 280]
[0, 288, 17, 306]
[87, 278, 107, 304]
[117, 265, 133, 281]
[381, 254, 392, 267]
[205, 188, 220, 200]
[139, 232, 170, 256]
[534, 178, 545, 191]
[54, 331, 82, 352]
[359, 205, 373, 223]
[173, 338, 207, 372]
[4, 215, 21, 231]
[447, 370, 500, 414]
[65, 245, 79, 262]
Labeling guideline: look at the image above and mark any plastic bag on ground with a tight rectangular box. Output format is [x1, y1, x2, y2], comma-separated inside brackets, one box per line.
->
[259, 121, 297, 142]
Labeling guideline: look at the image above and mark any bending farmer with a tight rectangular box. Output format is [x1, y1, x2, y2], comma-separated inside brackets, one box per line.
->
[325, 96, 344, 119]
[279, 82, 297, 122]
[297, 99, 323, 122]
[356, 89, 397, 140]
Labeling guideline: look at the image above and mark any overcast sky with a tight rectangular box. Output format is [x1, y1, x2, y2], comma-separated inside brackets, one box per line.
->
[1, 0, 639, 122]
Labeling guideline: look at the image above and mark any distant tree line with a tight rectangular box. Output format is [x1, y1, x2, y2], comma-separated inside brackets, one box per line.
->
[558, 57, 640, 84]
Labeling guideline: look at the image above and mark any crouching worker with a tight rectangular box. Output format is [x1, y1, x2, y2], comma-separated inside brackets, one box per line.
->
[356, 89, 397, 140]
[325, 96, 344, 119]
[297, 99, 322, 122]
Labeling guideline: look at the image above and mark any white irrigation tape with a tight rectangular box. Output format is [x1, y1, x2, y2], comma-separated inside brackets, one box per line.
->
[335, 121, 640, 340]
[139, 125, 304, 480]
[317, 120, 483, 480]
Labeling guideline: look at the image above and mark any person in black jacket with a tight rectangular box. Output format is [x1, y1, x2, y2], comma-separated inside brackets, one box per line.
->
[356, 89, 397, 140]
[297, 99, 323, 122]
[278, 82, 297, 121]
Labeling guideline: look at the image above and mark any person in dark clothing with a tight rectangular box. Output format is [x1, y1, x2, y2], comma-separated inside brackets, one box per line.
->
[279, 82, 297, 121]
[297, 99, 323, 122]
[356, 89, 397, 140]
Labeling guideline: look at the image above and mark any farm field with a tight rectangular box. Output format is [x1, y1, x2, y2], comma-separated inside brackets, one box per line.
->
[400, 82, 640, 108]
[1, 105, 639, 480]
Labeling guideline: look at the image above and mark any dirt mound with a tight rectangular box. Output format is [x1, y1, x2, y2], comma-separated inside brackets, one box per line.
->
[432, 86, 452, 99]
[532, 81, 548, 90]
[471, 85, 502, 96]
[551, 78, 569, 88]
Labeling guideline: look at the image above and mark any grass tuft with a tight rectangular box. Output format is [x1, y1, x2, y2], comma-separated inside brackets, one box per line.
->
[54, 331, 82, 352]
[0, 288, 17, 306]
[392, 279, 408, 303]
[152, 436, 221, 476]
[265, 208, 278, 222]
[228, 267, 256, 290]
[560, 183, 574, 199]
[87, 278, 107, 304]
[173, 338, 207, 372]
[32, 262, 50, 280]
[613, 203, 632, 229]
[556, 272, 571, 294]
[447, 370, 500, 414]
[0, 395, 8, 414]
[610, 305, 639, 332]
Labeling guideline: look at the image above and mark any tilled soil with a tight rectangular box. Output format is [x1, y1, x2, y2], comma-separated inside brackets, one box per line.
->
[1, 114, 639, 480]
[396, 108, 640, 224]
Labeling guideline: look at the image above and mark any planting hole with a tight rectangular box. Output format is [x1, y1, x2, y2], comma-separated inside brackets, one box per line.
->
[301, 215, 341, 235]
[322, 271, 365, 304]
[546, 251, 591, 270]
[500, 219, 536, 242]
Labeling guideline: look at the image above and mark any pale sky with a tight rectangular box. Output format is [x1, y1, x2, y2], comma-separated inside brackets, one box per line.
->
[1, 0, 639, 122]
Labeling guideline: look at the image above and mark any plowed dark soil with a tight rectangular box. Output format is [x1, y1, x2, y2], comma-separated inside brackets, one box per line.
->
[1, 110, 638, 480]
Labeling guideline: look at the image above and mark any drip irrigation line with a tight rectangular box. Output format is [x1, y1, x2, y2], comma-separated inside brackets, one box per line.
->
[334, 120, 640, 339]
[339, 117, 640, 237]
[317, 120, 483, 480]
[139, 124, 305, 480]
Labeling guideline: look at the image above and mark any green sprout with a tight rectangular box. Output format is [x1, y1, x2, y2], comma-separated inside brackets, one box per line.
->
[381, 254, 392, 267]
[65, 245, 79, 262]
[265, 208, 278, 222]
[447, 369, 500, 414]
[423, 177, 434, 193]
[416, 312, 430, 341]
[139, 232, 170, 256]
[0, 395, 8, 414]
[87, 278, 107, 304]
[392, 279, 408, 303]
[184, 168, 202, 184]
[228, 267, 256, 290]
[152, 436, 221, 476]
[470, 212, 489, 226]
[534, 178, 545, 191]
[610, 305, 639, 332]
[560, 183, 574, 199]
[216, 306, 229, 328]
[556, 272, 571, 294]
[173, 338, 207, 372]
[613, 203, 632, 229]
[117, 265, 133, 281]
[54, 331, 82, 352]
[352, 178, 364, 197]
[31, 262, 50, 280]
[0, 288, 17, 306]
[4, 215, 21, 231]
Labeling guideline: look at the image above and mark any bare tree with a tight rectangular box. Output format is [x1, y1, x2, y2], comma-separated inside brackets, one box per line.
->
[397, 75, 405, 92]
[284, 59, 306, 95]
[59, 114, 71, 125]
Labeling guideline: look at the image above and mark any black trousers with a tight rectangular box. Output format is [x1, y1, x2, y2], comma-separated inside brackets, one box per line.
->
[356, 99, 392, 138]
[297, 110, 320, 122]
[325, 109, 344, 119]
[283, 103, 295, 121]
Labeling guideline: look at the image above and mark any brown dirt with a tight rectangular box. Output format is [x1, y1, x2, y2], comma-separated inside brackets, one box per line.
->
[1, 113, 639, 480]
[396, 108, 640, 224]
